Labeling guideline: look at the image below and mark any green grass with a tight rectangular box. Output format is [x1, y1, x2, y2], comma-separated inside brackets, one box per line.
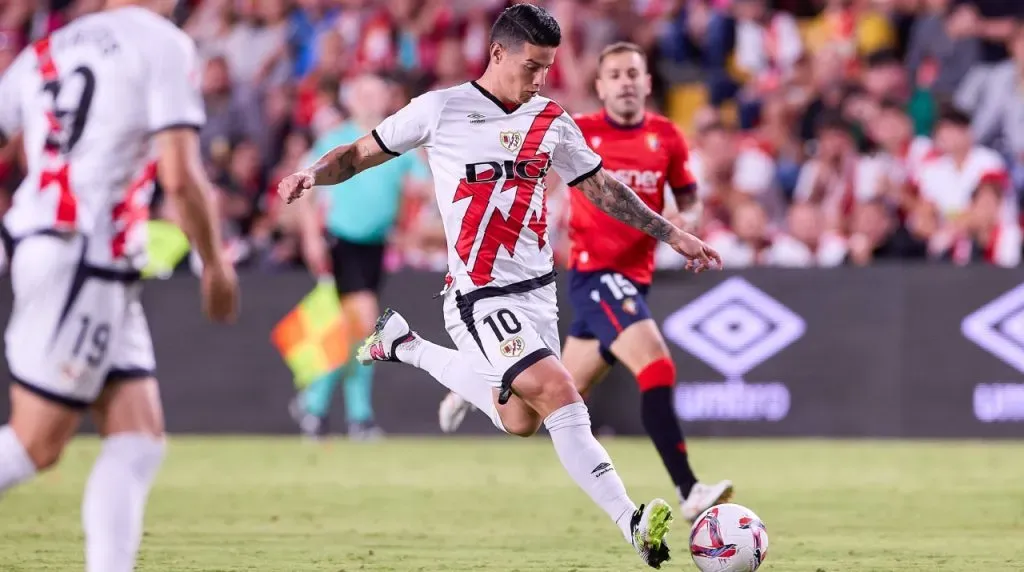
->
[1, 437, 1023, 571]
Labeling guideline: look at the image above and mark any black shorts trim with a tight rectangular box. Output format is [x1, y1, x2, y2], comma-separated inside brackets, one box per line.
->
[567, 161, 603, 188]
[12, 375, 90, 410]
[371, 129, 400, 157]
[500, 348, 555, 396]
[0, 127, 7, 147]
[105, 368, 155, 385]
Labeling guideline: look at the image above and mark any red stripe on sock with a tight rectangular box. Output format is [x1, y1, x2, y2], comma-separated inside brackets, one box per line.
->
[677, 442, 687, 454]
[636, 357, 676, 392]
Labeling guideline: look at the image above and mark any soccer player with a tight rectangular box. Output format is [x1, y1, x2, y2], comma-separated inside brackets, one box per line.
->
[278, 5, 719, 568]
[0, 1, 239, 571]
[288, 73, 431, 440]
[437, 41, 734, 523]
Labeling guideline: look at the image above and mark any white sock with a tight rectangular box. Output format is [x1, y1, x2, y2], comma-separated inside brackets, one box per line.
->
[544, 402, 637, 542]
[0, 425, 37, 494]
[83, 433, 166, 572]
[398, 336, 506, 432]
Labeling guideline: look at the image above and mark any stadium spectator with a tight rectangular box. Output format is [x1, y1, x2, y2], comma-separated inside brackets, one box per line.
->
[939, 180, 1023, 267]
[846, 198, 929, 265]
[0, 0, 1021, 272]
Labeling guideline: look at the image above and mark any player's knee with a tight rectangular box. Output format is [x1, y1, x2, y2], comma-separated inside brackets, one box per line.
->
[19, 432, 68, 471]
[504, 417, 542, 438]
[538, 372, 583, 414]
[636, 357, 676, 392]
[9, 411, 78, 471]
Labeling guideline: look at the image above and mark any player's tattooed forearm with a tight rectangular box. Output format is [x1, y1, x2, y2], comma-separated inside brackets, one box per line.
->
[578, 170, 679, 243]
[311, 145, 359, 186]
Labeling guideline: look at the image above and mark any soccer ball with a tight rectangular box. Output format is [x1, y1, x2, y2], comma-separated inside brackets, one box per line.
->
[689, 503, 769, 572]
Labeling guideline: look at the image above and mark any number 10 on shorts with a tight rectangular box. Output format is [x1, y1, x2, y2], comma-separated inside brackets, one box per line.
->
[483, 309, 526, 359]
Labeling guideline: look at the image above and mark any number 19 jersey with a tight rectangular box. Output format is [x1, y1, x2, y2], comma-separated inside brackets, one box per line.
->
[372, 81, 602, 294]
[0, 6, 205, 271]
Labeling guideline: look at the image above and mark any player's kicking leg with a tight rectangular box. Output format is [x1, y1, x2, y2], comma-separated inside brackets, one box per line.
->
[438, 311, 612, 433]
[358, 300, 674, 568]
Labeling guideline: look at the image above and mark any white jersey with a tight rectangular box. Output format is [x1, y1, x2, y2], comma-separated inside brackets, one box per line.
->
[373, 82, 601, 293]
[0, 6, 205, 270]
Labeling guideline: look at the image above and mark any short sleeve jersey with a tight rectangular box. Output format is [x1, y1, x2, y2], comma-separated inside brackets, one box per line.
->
[0, 6, 205, 269]
[567, 111, 696, 285]
[373, 81, 602, 292]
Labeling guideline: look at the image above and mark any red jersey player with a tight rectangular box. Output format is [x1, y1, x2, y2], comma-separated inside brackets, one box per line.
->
[434, 41, 731, 523]
[563, 42, 732, 522]
[569, 42, 737, 521]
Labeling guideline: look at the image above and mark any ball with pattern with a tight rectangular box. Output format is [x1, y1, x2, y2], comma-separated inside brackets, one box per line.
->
[689, 503, 769, 572]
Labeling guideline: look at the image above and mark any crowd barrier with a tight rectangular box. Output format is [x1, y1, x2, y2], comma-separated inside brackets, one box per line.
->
[1, 265, 1023, 438]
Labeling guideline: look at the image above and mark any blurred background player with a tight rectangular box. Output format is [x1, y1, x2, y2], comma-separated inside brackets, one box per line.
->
[0, 0, 238, 571]
[279, 5, 721, 567]
[438, 41, 733, 523]
[289, 73, 430, 440]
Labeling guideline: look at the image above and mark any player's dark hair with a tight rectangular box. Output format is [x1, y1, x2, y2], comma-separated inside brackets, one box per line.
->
[598, 42, 646, 66]
[490, 4, 562, 51]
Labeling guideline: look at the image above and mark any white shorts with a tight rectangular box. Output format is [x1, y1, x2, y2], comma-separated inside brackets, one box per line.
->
[443, 275, 561, 401]
[4, 233, 155, 409]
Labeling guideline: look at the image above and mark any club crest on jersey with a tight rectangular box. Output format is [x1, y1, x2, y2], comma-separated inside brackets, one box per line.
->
[591, 136, 602, 149]
[500, 130, 524, 153]
[499, 336, 526, 358]
[647, 133, 659, 151]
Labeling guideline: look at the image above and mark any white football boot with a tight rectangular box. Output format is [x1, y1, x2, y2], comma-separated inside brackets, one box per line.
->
[680, 480, 735, 522]
[438, 391, 474, 433]
[356, 308, 418, 365]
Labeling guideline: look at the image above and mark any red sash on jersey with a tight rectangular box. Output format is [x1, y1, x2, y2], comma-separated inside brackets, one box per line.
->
[34, 37, 77, 231]
[34, 37, 156, 259]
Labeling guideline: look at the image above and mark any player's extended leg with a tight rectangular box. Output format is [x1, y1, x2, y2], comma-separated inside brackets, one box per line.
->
[84, 377, 166, 572]
[366, 309, 542, 437]
[359, 308, 672, 568]
[0, 385, 82, 494]
[610, 319, 733, 521]
[437, 317, 612, 435]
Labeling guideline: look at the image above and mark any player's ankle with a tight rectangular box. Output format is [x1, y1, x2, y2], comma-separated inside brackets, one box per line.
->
[393, 334, 423, 364]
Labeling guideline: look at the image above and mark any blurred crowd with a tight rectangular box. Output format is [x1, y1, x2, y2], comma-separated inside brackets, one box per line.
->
[0, 0, 1022, 271]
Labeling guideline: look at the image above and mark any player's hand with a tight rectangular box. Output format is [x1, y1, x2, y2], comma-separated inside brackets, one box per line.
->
[277, 170, 315, 204]
[669, 230, 722, 273]
[201, 259, 239, 324]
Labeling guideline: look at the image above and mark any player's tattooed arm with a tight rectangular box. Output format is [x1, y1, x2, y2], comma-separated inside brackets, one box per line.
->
[577, 170, 722, 270]
[576, 169, 683, 243]
[280, 135, 394, 203]
[308, 135, 392, 186]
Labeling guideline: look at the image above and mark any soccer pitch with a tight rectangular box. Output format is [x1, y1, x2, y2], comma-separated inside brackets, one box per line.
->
[1, 437, 1021, 571]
